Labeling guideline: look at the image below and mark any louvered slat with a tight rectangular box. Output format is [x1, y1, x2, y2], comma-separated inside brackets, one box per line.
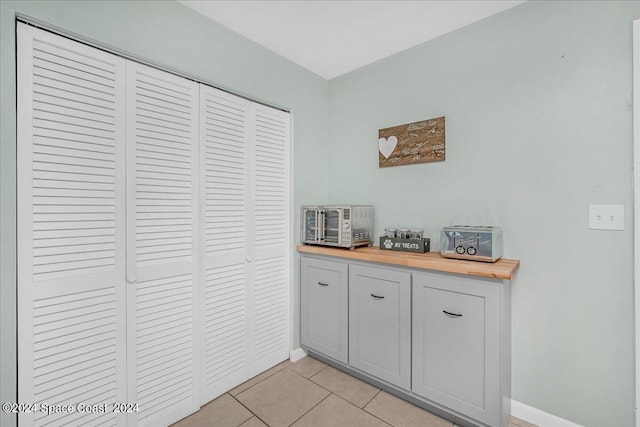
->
[254, 107, 288, 249]
[204, 264, 247, 386]
[203, 90, 248, 255]
[18, 23, 127, 427]
[30, 35, 118, 282]
[135, 273, 193, 421]
[253, 257, 288, 364]
[132, 68, 195, 266]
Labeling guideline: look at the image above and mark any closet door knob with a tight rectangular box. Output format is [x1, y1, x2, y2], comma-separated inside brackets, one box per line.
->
[245, 256, 253, 263]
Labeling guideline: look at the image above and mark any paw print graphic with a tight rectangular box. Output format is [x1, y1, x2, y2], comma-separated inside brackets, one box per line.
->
[383, 239, 393, 249]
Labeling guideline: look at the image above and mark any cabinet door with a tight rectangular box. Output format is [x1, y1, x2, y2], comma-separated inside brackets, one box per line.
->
[300, 256, 348, 363]
[412, 272, 500, 426]
[349, 264, 411, 389]
[126, 62, 200, 426]
[17, 23, 128, 427]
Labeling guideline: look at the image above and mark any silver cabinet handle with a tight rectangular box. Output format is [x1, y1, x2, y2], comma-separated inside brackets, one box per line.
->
[318, 282, 329, 287]
[370, 293, 384, 299]
[443, 310, 463, 317]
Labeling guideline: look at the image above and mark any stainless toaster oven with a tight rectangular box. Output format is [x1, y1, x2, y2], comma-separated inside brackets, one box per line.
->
[301, 205, 374, 249]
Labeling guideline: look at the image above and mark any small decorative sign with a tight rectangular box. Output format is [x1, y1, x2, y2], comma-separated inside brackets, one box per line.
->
[380, 237, 431, 253]
[378, 116, 445, 167]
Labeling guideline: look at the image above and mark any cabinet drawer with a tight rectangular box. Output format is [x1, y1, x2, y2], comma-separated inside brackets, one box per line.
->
[300, 256, 348, 363]
[349, 264, 411, 389]
[412, 272, 501, 426]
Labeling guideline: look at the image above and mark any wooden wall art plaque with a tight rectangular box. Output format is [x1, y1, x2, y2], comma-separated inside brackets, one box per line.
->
[378, 116, 445, 167]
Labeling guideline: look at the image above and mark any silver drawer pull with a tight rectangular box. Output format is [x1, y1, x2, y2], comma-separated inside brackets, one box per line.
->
[370, 293, 384, 299]
[443, 310, 463, 317]
[318, 282, 329, 287]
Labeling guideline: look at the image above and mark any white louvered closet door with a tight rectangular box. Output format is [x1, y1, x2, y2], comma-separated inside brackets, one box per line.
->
[199, 87, 291, 403]
[17, 23, 127, 427]
[251, 105, 291, 374]
[199, 86, 251, 402]
[125, 62, 200, 426]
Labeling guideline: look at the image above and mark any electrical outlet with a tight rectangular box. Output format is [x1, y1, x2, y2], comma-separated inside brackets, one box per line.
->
[588, 204, 624, 230]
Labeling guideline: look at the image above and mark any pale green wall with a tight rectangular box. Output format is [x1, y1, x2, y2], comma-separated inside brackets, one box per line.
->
[3, 1, 639, 426]
[0, 1, 328, 426]
[328, 1, 639, 426]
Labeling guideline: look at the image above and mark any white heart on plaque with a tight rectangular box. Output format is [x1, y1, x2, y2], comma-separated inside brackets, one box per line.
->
[378, 136, 398, 159]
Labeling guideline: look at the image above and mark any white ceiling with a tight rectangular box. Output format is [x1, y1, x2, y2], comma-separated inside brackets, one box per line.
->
[180, 0, 526, 80]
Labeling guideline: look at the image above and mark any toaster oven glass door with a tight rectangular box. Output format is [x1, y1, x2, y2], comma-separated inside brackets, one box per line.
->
[303, 208, 319, 242]
[323, 208, 343, 245]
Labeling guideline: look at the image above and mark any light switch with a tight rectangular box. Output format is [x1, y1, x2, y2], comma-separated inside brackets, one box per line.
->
[588, 204, 624, 230]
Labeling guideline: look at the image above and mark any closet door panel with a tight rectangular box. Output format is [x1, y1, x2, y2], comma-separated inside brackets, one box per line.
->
[199, 86, 251, 402]
[17, 23, 127, 427]
[126, 62, 200, 427]
[251, 106, 291, 373]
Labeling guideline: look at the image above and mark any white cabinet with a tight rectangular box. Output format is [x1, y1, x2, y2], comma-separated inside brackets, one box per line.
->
[298, 252, 512, 427]
[349, 264, 411, 389]
[412, 272, 506, 427]
[300, 257, 349, 363]
[17, 23, 291, 427]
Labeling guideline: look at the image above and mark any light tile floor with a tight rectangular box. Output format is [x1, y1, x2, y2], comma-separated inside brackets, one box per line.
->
[171, 356, 537, 427]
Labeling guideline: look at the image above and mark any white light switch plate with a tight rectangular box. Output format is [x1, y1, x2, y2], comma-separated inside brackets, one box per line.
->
[588, 204, 624, 230]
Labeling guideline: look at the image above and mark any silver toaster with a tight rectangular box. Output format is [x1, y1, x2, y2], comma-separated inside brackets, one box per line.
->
[440, 226, 503, 262]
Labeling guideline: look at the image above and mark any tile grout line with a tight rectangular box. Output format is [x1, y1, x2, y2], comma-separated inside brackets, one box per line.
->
[291, 366, 392, 427]
[307, 373, 381, 410]
[230, 360, 329, 427]
[234, 406, 254, 427]
[286, 392, 332, 427]
[231, 359, 290, 397]
[325, 391, 393, 427]
[303, 362, 452, 427]
[228, 392, 272, 427]
[274, 360, 335, 426]
[306, 363, 329, 381]
[362, 390, 455, 427]
[362, 388, 382, 409]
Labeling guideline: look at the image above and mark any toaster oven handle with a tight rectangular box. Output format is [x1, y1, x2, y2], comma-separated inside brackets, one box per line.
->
[318, 210, 325, 241]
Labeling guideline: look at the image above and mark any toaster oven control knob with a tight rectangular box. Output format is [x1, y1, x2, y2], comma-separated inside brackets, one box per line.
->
[466, 246, 477, 256]
[456, 246, 466, 255]
[343, 222, 351, 230]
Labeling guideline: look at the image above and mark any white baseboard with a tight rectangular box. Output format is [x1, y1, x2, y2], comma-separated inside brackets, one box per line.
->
[511, 400, 583, 427]
[289, 347, 307, 363]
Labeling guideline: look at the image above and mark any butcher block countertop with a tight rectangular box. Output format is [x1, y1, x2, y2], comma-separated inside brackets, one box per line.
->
[297, 245, 520, 280]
